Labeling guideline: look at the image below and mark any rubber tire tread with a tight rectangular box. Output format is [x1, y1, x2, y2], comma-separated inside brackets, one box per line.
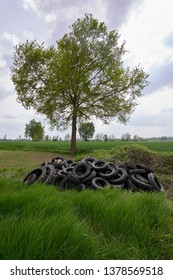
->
[91, 177, 110, 189]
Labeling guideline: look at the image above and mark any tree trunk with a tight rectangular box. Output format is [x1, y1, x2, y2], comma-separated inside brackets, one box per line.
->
[70, 114, 77, 155]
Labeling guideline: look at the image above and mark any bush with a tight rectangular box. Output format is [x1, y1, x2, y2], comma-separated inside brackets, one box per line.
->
[76, 144, 173, 174]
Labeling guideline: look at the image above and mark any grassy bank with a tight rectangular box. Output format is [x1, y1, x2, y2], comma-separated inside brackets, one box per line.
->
[0, 179, 173, 260]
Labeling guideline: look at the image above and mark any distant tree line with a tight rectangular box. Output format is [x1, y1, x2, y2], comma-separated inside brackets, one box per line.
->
[2, 134, 173, 142]
[1, 119, 173, 141]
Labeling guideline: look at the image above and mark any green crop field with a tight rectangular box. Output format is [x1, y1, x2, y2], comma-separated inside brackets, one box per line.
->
[0, 140, 173, 260]
[0, 139, 173, 154]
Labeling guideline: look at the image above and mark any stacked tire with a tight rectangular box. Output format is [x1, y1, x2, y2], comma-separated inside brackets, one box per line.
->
[23, 156, 165, 192]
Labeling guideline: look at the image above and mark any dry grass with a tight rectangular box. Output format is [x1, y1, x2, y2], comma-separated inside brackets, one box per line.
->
[0, 151, 71, 180]
[0, 151, 71, 169]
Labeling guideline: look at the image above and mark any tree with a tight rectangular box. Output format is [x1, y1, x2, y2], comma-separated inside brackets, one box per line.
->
[64, 133, 70, 141]
[11, 14, 149, 154]
[109, 134, 115, 141]
[25, 119, 44, 141]
[133, 134, 140, 141]
[103, 134, 108, 141]
[78, 122, 95, 141]
[3, 135, 7, 141]
[52, 135, 59, 141]
[95, 133, 104, 141]
[44, 135, 51, 141]
[121, 132, 131, 141]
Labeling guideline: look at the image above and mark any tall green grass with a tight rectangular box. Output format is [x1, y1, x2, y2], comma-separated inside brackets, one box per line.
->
[0, 178, 172, 260]
[0, 179, 100, 260]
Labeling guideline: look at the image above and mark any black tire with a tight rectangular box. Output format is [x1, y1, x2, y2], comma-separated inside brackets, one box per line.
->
[72, 162, 91, 180]
[98, 165, 118, 179]
[109, 162, 119, 169]
[60, 177, 71, 191]
[23, 167, 44, 185]
[76, 183, 86, 191]
[52, 174, 66, 186]
[52, 157, 65, 168]
[148, 172, 165, 192]
[82, 170, 97, 183]
[129, 168, 147, 175]
[91, 177, 110, 189]
[37, 166, 47, 182]
[64, 159, 74, 167]
[127, 178, 140, 192]
[23, 173, 37, 185]
[58, 169, 67, 176]
[81, 157, 97, 166]
[119, 162, 136, 174]
[136, 164, 153, 173]
[67, 173, 81, 183]
[44, 164, 56, 184]
[109, 168, 128, 185]
[69, 162, 78, 168]
[60, 177, 80, 191]
[65, 166, 74, 174]
[91, 160, 109, 171]
[136, 174, 150, 184]
[130, 174, 152, 191]
[52, 156, 64, 163]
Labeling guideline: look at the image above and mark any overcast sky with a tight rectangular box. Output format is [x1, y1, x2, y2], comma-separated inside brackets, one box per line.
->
[0, 0, 173, 140]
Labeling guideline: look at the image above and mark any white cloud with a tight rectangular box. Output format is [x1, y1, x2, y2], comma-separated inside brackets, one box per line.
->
[0, 31, 19, 45]
[0, 31, 19, 58]
[120, 0, 173, 69]
[0, 72, 14, 95]
[45, 11, 57, 23]
[0, 59, 6, 68]
[0, 93, 45, 138]
[22, 30, 35, 41]
[20, 0, 43, 17]
[0, 32, 20, 98]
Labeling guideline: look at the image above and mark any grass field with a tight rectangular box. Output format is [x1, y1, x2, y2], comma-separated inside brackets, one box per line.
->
[0, 140, 173, 259]
[0, 139, 173, 154]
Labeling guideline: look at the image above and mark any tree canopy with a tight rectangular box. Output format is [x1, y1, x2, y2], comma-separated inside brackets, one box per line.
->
[25, 119, 44, 141]
[11, 13, 149, 154]
[78, 122, 95, 141]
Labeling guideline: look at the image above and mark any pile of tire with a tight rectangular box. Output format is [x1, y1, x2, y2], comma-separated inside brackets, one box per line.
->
[22, 156, 165, 192]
